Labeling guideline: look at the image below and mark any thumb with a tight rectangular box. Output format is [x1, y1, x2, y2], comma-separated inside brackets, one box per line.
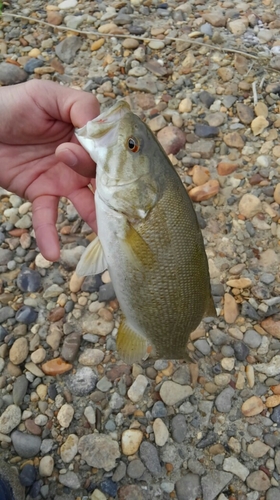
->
[56, 143, 96, 178]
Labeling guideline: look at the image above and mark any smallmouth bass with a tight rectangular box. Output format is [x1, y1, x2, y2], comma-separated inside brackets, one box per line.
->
[75, 101, 216, 363]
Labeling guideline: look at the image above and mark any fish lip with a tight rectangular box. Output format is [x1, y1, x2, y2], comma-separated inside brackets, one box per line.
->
[75, 100, 131, 139]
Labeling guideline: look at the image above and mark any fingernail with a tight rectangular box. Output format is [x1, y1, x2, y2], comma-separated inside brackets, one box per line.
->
[65, 150, 78, 167]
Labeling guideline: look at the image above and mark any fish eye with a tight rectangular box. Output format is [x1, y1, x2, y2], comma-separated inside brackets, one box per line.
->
[127, 136, 140, 153]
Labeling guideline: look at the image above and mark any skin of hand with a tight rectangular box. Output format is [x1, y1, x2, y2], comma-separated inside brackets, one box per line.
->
[0, 79, 100, 261]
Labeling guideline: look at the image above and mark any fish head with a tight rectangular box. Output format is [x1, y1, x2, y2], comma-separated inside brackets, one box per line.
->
[76, 101, 166, 218]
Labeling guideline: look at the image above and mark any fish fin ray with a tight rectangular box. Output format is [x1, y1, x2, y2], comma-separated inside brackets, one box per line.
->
[76, 237, 107, 276]
[121, 221, 156, 270]
[204, 294, 217, 318]
[117, 319, 149, 364]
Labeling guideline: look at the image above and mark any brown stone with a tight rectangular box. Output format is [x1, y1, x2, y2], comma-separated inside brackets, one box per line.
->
[188, 179, 220, 202]
[41, 357, 73, 376]
[25, 419, 42, 435]
[217, 162, 238, 176]
[223, 132, 245, 149]
[261, 316, 280, 339]
[236, 103, 254, 125]
[234, 54, 248, 74]
[224, 293, 239, 323]
[47, 11, 63, 25]
[192, 165, 210, 186]
[241, 396, 264, 416]
[118, 485, 145, 500]
[48, 307, 65, 322]
[106, 364, 131, 381]
[274, 183, 280, 204]
[157, 126, 186, 155]
[265, 395, 280, 408]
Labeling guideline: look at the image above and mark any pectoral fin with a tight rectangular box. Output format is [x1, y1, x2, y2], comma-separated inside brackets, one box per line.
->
[76, 236, 107, 276]
[117, 318, 150, 364]
[120, 221, 156, 271]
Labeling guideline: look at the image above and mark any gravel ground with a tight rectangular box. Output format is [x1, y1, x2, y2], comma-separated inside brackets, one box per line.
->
[1, 0, 280, 499]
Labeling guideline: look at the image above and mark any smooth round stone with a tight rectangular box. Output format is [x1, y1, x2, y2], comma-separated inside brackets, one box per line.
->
[15, 306, 38, 324]
[260, 273, 275, 285]
[215, 387, 235, 413]
[121, 429, 143, 456]
[24, 58, 44, 73]
[233, 341, 249, 361]
[9, 337, 29, 365]
[127, 459, 145, 479]
[66, 367, 97, 396]
[19, 464, 36, 487]
[11, 431, 41, 458]
[148, 40, 165, 50]
[243, 330, 262, 349]
[171, 414, 187, 443]
[152, 401, 167, 418]
[39, 456, 54, 477]
[100, 479, 118, 498]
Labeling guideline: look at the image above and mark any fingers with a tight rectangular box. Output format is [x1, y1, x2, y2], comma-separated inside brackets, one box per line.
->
[27, 80, 100, 128]
[55, 143, 96, 178]
[32, 196, 60, 261]
[68, 186, 97, 234]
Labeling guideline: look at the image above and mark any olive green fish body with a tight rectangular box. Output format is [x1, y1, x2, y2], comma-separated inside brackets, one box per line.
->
[76, 102, 215, 362]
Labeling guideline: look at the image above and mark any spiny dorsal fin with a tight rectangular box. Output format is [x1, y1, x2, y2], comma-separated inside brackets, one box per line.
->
[76, 236, 107, 277]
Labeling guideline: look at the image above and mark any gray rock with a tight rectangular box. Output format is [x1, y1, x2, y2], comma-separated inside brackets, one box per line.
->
[78, 434, 120, 471]
[171, 414, 187, 443]
[60, 246, 85, 268]
[66, 367, 97, 396]
[176, 473, 201, 500]
[61, 332, 81, 362]
[194, 339, 211, 356]
[127, 459, 145, 479]
[209, 329, 229, 345]
[266, 488, 280, 500]
[0, 306, 15, 323]
[11, 431, 41, 458]
[13, 375, 28, 405]
[201, 471, 233, 500]
[98, 282, 116, 302]
[0, 456, 25, 500]
[112, 461, 126, 482]
[55, 36, 82, 64]
[0, 62, 28, 86]
[140, 442, 161, 477]
[215, 387, 235, 413]
[58, 471, 80, 489]
[243, 329, 262, 349]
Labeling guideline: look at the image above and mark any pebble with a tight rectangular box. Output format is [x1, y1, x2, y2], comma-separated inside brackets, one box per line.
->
[176, 474, 201, 500]
[215, 387, 235, 413]
[171, 414, 187, 443]
[11, 430, 41, 458]
[242, 396, 264, 416]
[139, 441, 161, 477]
[41, 358, 73, 376]
[66, 367, 97, 396]
[159, 381, 193, 406]
[0, 404, 21, 434]
[0, 62, 28, 85]
[153, 418, 169, 446]
[79, 348, 104, 366]
[127, 459, 145, 479]
[201, 471, 233, 500]
[223, 457, 249, 481]
[246, 470, 271, 491]
[39, 456, 54, 477]
[55, 36, 82, 64]
[13, 374, 28, 405]
[19, 464, 37, 487]
[127, 374, 148, 402]
[15, 305, 38, 324]
[121, 429, 143, 455]
[58, 471, 80, 489]
[57, 403, 74, 428]
[78, 434, 120, 471]
[157, 126, 186, 155]
[60, 434, 79, 463]
[17, 268, 41, 292]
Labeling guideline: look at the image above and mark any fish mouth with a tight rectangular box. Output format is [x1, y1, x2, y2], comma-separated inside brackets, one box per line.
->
[75, 100, 131, 151]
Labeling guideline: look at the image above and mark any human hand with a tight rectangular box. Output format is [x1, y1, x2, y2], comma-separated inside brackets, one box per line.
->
[0, 79, 99, 261]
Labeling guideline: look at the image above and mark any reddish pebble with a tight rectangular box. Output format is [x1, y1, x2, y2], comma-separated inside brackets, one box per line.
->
[9, 228, 28, 237]
[25, 419, 42, 435]
[48, 307, 65, 322]
[157, 126, 186, 155]
[41, 357, 73, 375]
[189, 179, 220, 202]
[217, 162, 238, 176]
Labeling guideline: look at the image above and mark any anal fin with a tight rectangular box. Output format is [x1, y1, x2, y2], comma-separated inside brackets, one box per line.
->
[117, 318, 149, 364]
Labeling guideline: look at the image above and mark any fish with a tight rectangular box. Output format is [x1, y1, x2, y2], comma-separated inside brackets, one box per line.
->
[75, 100, 216, 363]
